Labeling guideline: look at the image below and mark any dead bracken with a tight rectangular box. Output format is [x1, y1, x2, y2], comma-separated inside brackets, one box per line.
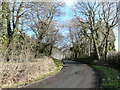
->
[0, 56, 56, 88]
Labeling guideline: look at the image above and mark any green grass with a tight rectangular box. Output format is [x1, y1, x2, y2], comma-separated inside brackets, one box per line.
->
[92, 65, 120, 88]
[76, 58, 120, 88]
[53, 59, 63, 68]
[2, 60, 63, 88]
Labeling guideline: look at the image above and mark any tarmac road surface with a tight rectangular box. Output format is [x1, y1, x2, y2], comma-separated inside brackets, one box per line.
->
[25, 60, 98, 88]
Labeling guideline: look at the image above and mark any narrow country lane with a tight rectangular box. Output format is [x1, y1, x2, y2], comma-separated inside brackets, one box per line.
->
[24, 60, 99, 88]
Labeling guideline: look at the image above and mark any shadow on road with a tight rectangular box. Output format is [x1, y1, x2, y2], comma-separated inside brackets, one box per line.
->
[62, 60, 82, 64]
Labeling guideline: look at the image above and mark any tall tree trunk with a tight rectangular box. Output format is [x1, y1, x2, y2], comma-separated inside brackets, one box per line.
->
[91, 32, 101, 60]
[49, 45, 53, 55]
[104, 24, 110, 60]
[6, 13, 12, 62]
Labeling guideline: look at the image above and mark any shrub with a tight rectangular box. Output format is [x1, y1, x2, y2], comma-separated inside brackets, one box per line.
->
[107, 52, 120, 70]
[77, 52, 120, 71]
[97, 52, 120, 70]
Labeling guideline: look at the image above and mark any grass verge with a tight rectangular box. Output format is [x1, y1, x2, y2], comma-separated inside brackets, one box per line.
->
[91, 65, 120, 88]
[76, 58, 120, 88]
[2, 59, 63, 88]
[53, 59, 63, 67]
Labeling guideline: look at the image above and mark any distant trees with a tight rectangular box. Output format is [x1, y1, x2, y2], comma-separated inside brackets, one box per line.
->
[68, 19, 91, 58]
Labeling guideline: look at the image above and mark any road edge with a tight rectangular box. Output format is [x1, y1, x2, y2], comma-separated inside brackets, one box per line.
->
[19, 65, 63, 88]
[75, 60, 102, 88]
[90, 65, 102, 88]
[1, 60, 63, 89]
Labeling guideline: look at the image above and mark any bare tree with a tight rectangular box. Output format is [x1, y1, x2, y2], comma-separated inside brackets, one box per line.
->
[67, 18, 91, 58]
[25, 2, 62, 56]
[74, 2, 101, 59]
[65, 2, 117, 60]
